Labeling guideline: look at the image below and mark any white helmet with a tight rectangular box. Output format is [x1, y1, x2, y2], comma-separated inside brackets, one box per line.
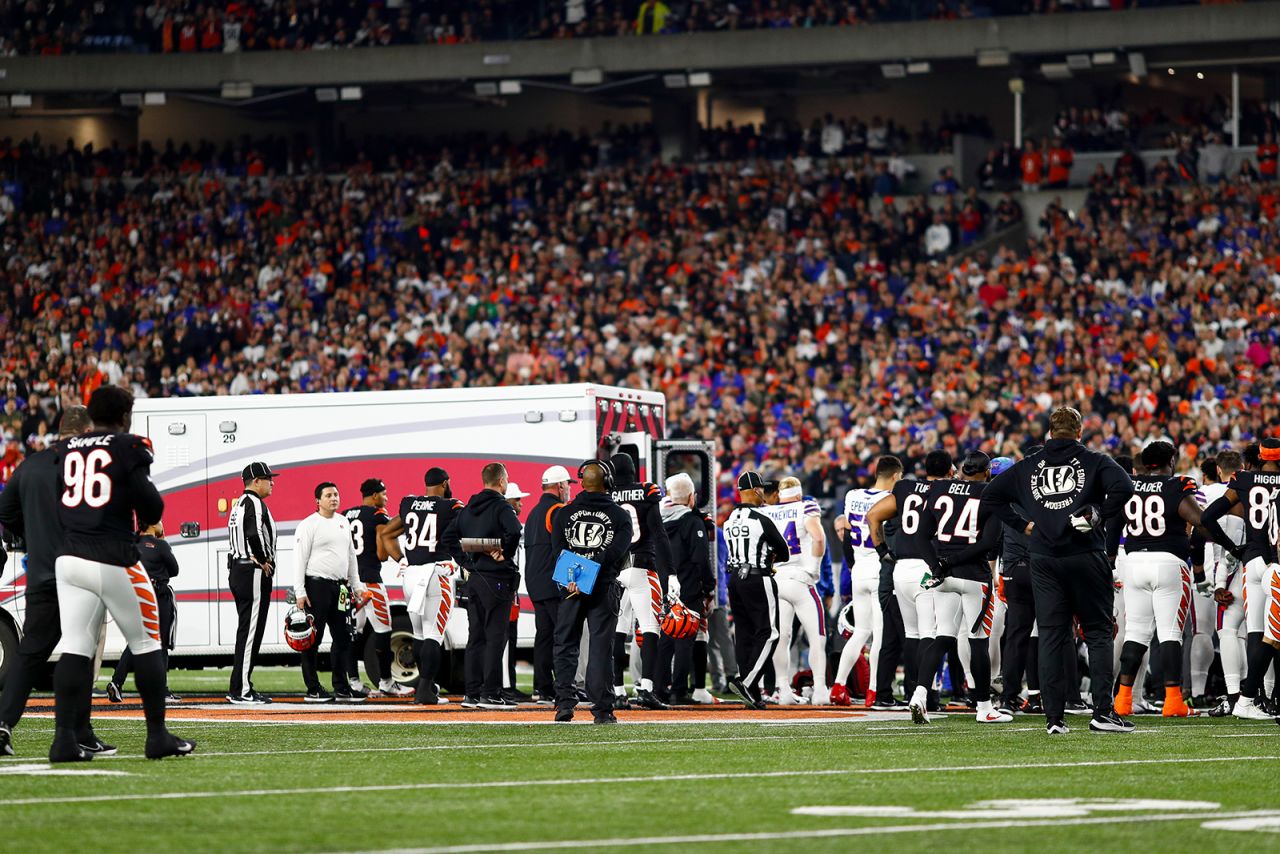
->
[284, 605, 317, 651]
[837, 602, 857, 640]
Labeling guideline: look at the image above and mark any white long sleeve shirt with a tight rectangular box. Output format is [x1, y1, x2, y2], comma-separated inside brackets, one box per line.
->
[292, 511, 361, 599]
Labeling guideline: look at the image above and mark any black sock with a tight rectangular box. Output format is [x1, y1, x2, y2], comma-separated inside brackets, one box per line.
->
[969, 639, 991, 703]
[640, 633, 658, 687]
[375, 633, 392, 684]
[133, 649, 169, 739]
[53, 654, 92, 747]
[693, 640, 708, 690]
[1119, 640, 1148, 686]
[1159, 640, 1183, 688]
[903, 638, 920, 695]
[1242, 632, 1268, 698]
[1027, 641, 1039, 692]
[613, 633, 627, 687]
[417, 639, 442, 702]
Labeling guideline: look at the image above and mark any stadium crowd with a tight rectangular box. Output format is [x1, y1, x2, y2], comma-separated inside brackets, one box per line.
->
[2, 112, 1280, 512]
[1, 0, 1219, 56]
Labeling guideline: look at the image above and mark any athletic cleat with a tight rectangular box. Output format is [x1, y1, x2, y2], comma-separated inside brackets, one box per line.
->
[49, 742, 92, 763]
[304, 690, 335, 703]
[0, 724, 12, 757]
[460, 695, 481, 709]
[811, 688, 832, 706]
[727, 677, 765, 710]
[227, 692, 267, 705]
[250, 691, 273, 705]
[777, 690, 806, 706]
[829, 684, 852, 707]
[333, 690, 367, 704]
[348, 679, 371, 695]
[871, 696, 902, 710]
[532, 693, 556, 706]
[1131, 696, 1157, 715]
[1233, 697, 1274, 720]
[976, 703, 1013, 723]
[864, 689, 876, 707]
[633, 689, 669, 710]
[478, 695, 518, 711]
[1064, 700, 1092, 715]
[1046, 719, 1070, 735]
[381, 681, 415, 698]
[165, 691, 183, 706]
[995, 698, 1018, 717]
[690, 688, 721, 705]
[503, 688, 533, 703]
[79, 737, 117, 757]
[1024, 694, 1044, 714]
[106, 682, 124, 704]
[1089, 710, 1136, 733]
[909, 697, 930, 724]
[1208, 697, 1234, 717]
[145, 733, 196, 760]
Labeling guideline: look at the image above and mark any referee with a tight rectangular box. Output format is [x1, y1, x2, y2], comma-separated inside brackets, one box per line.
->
[226, 461, 278, 705]
[982, 407, 1135, 735]
[722, 471, 790, 710]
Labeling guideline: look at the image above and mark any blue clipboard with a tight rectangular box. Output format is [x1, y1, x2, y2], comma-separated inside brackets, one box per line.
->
[553, 550, 602, 595]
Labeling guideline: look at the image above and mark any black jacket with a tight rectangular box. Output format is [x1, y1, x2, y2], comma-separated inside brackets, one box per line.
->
[982, 438, 1133, 557]
[0, 448, 65, 591]
[662, 503, 714, 602]
[550, 490, 633, 582]
[138, 535, 180, 585]
[523, 492, 565, 602]
[455, 488, 523, 575]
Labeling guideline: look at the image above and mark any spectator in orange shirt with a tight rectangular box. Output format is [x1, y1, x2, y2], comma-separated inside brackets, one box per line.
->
[1020, 140, 1043, 191]
[1046, 141, 1073, 189]
[1258, 132, 1278, 181]
[178, 16, 198, 52]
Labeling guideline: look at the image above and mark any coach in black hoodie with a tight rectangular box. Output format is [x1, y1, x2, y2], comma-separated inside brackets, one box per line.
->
[550, 460, 633, 723]
[456, 462, 524, 710]
[982, 407, 1134, 735]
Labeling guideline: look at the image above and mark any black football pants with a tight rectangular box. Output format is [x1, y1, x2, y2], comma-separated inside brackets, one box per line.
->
[1000, 563, 1035, 705]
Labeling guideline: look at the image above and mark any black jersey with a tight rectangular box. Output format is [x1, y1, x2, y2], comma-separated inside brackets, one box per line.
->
[609, 481, 670, 571]
[398, 494, 463, 566]
[344, 504, 390, 583]
[891, 479, 935, 561]
[1226, 470, 1280, 563]
[56, 431, 164, 566]
[1122, 474, 1196, 556]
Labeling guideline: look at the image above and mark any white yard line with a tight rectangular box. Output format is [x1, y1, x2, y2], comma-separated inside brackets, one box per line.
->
[324, 809, 1280, 853]
[1, 756, 1276, 808]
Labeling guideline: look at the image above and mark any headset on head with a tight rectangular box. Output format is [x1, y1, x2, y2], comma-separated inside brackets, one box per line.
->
[578, 458, 615, 490]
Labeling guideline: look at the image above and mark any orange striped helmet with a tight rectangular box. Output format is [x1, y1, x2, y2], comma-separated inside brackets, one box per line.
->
[660, 600, 700, 640]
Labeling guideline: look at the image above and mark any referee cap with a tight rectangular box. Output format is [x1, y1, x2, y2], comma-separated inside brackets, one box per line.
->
[242, 461, 278, 482]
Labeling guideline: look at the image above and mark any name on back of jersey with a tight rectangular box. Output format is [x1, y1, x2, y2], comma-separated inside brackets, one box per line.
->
[66, 435, 113, 449]
[1132, 479, 1163, 494]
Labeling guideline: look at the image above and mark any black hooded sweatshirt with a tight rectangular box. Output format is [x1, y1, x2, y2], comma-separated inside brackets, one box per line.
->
[981, 438, 1133, 558]
[455, 488, 523, 575]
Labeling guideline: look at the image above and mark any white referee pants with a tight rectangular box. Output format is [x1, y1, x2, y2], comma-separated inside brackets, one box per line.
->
[56, 555, 162, 658]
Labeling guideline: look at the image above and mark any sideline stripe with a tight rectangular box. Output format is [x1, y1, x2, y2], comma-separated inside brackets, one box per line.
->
[327, 809, 1280, 853]
[2, 756, 1276, 807]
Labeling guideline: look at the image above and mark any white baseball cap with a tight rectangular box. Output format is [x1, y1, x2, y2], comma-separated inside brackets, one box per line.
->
[541, 464, 577, 486]
[504, 482, 531, 500]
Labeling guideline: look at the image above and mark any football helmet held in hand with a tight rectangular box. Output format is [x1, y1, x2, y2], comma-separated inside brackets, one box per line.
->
[284, 605, 317, 651]
[660, 599, 701, 640]
[1069, 505, 1102, 533]
[837, 602, 857, 640]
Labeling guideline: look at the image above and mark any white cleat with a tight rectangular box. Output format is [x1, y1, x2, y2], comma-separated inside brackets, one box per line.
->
[976, 701, 1013, 723]
[1233, 698, 1275, 721]
[811, 688, 831, 706]
[690, 688, 721, 705]
[377, 681, 415, 698]
[909, 698, 930, 725]
[778, 690, 808, 706]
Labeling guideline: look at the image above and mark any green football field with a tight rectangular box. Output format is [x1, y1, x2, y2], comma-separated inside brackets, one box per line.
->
[3, 666, 1280, 854]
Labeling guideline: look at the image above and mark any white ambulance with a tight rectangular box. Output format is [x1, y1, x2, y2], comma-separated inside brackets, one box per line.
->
[0, 384, 714, 690]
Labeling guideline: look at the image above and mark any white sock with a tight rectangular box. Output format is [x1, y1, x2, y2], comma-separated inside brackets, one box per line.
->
[911, 685, 928, 707]
[639, 678, 653, 692]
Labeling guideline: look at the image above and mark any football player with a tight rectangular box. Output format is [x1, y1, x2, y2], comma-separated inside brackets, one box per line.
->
[1202, 439, 1280, 719]
[867, 449, 956, 703]
[1205, 450, 1247, 716]
[344, 478, 412, 698]
[50, 386, 194, 761]
[759, 476, 829, 705]
[609, 453, 674, 710]
[912, 451, 1011, 724]
[380, 467, 464, 706]
[1109, 441, 1212, 717]
[831, 455, 903, 706]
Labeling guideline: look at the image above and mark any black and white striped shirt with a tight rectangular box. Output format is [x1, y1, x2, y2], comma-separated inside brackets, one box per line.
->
[229, 490, 276, 564]
[722, 503, 790, 575]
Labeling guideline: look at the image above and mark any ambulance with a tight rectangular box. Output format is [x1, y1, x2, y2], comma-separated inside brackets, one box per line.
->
[0, 384, 715, 690]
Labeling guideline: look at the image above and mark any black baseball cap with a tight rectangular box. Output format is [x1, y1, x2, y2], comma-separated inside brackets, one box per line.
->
[737, 471, 765, 491]
[242, 462, 277, 482]
[360, 478, 386, 497]
[424, 467, 450, 487]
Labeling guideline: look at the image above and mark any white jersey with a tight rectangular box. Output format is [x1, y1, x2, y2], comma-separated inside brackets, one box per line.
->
[759, 499, 822, 585]
[1202, 480, 1245, 589]
[843, 487, 890, 564]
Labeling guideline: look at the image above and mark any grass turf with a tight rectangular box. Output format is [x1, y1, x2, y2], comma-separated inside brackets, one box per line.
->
[2, 692, 1279, 854]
